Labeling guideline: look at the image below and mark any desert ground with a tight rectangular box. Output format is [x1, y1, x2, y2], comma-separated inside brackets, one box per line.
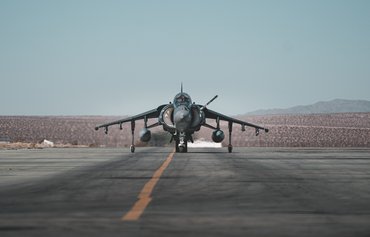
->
[0, 113, 369, 148]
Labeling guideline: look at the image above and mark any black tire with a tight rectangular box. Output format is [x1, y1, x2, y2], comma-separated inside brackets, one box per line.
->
[184, 141, 188, 153]
[178, 141, 188, 153]
[175, 140, 180, 152]
[179, 146, 185, 153]
[228, 145, 233, 153]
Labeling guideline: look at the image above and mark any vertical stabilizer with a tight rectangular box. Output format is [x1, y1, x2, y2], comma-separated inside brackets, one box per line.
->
[181, 82, 183, 93]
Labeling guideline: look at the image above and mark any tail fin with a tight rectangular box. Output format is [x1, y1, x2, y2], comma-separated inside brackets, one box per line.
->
[181, 82, 183, 93]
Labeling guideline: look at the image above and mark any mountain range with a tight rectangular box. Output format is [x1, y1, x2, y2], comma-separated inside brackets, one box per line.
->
[246, 99, 370, 115]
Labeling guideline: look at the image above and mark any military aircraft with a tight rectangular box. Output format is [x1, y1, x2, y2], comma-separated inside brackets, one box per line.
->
[95, 85, 268, 153]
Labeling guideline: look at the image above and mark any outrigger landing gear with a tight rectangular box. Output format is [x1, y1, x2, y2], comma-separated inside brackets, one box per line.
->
[175, 133, 188, 153]
[130, 145, 135, 153]
[228, 144, 233, 153]
[228, 121, 233, 153]
[130, 120, 135, 153]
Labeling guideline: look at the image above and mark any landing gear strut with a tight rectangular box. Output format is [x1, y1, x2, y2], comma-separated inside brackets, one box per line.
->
[130, 120, 135, 153]
[228, 121, 233, 153]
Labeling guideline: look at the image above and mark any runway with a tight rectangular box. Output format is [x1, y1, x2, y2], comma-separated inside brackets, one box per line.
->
[1, 147, 370, 237]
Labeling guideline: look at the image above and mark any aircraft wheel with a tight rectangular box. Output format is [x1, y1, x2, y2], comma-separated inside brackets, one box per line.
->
[178, 142, 188, 153]
[175, 140, 180, 152]
[130, 145, 135, 153]
[179, 146, 185, 153]
[228, 145, 233, 153]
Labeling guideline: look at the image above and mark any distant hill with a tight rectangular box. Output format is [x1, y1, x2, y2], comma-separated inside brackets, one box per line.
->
[247, 99, 370, 115]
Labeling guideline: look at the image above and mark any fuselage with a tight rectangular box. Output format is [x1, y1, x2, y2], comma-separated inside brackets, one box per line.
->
[172, 92, 193, 132]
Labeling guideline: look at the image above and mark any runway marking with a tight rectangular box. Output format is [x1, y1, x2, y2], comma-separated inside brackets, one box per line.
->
[122, 149, 175, 221]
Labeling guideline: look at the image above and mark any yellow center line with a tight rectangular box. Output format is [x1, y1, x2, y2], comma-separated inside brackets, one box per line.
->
[122, 149, 175, 221]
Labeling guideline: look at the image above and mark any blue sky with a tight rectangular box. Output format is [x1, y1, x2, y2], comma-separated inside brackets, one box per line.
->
[1, 0, 369, 115]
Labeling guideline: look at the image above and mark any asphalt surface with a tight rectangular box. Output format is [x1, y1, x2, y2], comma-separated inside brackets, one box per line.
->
[1, 147, 370, 237]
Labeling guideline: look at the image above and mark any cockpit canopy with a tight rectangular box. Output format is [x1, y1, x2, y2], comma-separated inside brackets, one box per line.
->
[173, 93, 192, 107]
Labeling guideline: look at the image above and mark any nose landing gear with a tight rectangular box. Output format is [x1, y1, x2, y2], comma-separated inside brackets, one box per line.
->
[177, 141, 188, 153]
[175, 132, 188, 153]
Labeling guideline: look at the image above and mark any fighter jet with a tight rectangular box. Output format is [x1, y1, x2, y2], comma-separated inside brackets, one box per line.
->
[95, 85, 268, 153]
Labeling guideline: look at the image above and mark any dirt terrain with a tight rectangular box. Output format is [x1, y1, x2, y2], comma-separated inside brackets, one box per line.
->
[0, 113, 369, 148]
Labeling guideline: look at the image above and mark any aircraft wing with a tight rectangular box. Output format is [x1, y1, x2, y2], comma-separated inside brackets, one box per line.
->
[95, 105, 167, 131]
[203, 108, 269, 132]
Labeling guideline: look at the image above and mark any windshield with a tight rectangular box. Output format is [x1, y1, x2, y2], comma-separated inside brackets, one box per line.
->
[173, 93, 192, 107]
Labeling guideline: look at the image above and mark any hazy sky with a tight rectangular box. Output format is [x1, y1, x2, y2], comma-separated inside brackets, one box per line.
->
[1, 0, 369, 115]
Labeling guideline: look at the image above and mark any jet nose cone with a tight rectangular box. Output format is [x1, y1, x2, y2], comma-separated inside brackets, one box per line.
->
[174, 106, 192, 131]
[174, 111, 189, 122]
